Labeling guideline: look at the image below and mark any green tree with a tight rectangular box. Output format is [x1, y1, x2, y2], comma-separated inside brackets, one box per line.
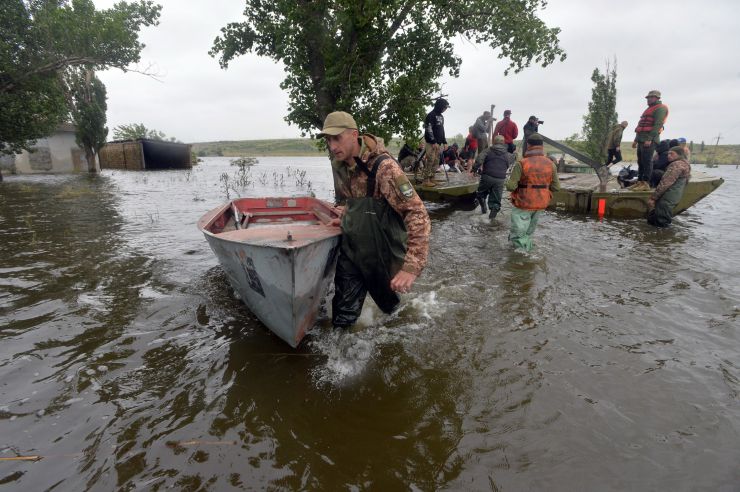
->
[580, 61, 618, 164]
[65, 68, 108, 172]
[112, 123, 174, 141]
[700, 140, 705, 152]
[689, 140, 694, 152]
[0, 0, 161, 155]
[210, 0, 566, 142]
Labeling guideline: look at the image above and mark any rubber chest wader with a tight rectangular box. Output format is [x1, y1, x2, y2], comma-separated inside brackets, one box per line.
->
[648, 177, 687, 227]
[333, 156, 408, 325]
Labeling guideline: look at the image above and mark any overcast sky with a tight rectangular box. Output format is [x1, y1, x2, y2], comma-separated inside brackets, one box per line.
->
[96, 0, 740, 144]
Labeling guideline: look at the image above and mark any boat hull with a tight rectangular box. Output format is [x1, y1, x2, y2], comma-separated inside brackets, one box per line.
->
[405, 172, 478, 201]
[550, 171, 724, 218]
[198, 197, 341, 347]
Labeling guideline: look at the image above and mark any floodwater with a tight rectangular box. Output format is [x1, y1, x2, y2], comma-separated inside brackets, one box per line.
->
[1, 157, 738, 491]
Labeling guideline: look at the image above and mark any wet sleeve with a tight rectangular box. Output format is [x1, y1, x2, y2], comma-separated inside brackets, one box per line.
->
[549, 163, 561, 192]
[505, 162, 522, 191]
[377, 158, 431, 275]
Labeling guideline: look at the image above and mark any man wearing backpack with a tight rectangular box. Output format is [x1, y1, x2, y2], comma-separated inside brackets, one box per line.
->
[322, 111, 431, 328]
[474, 135, 514, 219]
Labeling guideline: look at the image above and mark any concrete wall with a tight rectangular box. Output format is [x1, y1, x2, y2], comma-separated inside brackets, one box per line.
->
[8, 125, 96, 174]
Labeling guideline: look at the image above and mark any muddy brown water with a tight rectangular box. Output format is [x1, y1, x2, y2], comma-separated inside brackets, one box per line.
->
[1, 158, 738, 490]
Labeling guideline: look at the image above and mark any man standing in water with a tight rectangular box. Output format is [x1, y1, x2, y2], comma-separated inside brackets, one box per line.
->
[422, 98, 450, 187]
[505, 132, 560, 252]
[474, 135, 514, 219]
[631, 90, 669, 190]
[647, 146, 690, 227]
[322, 111, 431, 328]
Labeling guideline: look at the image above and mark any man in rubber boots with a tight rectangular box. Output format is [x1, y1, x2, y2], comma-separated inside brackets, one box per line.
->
[505, 132, 560, 252]
[474, 135, 514, 219]
[322, 111, 431, 328]
[647, 146, 690, 228]
[422, 98, 450, 187]
[631, 90, 669, 191]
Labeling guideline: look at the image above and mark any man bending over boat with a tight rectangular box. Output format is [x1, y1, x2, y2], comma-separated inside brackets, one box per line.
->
[321, 111, 431, 328]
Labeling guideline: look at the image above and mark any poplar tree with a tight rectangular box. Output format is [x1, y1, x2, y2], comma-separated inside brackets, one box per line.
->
[580, 61, 618, 164]
[0, 0, 161, 155]
[210, 0, 566, 142]
[65, 68, 108, 173]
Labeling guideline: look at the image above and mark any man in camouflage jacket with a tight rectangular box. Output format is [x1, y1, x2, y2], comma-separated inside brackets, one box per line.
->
[647, 146, 690, 227]
[322, 111, 431, 327]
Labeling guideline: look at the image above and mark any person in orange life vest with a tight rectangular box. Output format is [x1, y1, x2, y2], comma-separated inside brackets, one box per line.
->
[505, 132, 560, 252]
[493, 109, 518, 154]
[631, 90, 669, 191]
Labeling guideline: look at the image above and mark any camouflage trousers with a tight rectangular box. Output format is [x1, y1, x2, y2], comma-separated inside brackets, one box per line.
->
[423, 143, 440, 179]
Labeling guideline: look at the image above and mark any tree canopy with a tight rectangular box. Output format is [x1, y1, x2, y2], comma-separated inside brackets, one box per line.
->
[581, 62, 618, 163]
[210, 0, 566, 142]
[65, 68, 108, 171]
[0, 0, 161, 154]
[112, 123, 178, 142]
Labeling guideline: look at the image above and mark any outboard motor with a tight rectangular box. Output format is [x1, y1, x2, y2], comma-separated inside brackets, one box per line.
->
[617, 165, 638, 188]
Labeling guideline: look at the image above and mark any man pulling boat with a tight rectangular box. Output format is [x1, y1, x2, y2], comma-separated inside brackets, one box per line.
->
[321, 111, 431, 329]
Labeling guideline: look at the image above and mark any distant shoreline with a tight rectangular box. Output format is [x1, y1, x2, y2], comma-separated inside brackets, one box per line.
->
[190, 138, 740, 164]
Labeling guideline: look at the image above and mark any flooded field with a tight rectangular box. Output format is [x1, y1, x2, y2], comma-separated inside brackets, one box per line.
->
[1, 158, 738, 490]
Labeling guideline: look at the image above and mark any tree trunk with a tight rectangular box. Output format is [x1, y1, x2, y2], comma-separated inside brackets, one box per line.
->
[85, 147, 99, 173]
[597, 166, 609, 192]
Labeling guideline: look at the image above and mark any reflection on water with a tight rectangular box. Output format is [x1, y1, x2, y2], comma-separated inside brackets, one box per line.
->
[1, 159, 739, 490]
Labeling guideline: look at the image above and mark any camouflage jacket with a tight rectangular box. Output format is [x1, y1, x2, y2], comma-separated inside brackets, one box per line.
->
[653, 158, 690, 201]
[331, 134, 431, 276]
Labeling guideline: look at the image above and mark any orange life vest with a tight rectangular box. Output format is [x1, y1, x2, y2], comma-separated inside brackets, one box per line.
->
[511, 154, 553, 211]
[635, 103, 669, 134]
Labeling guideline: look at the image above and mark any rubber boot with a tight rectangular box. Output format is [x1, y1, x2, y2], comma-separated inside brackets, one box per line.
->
[476, 195, 487, 214]
[489, 209, 498, 219]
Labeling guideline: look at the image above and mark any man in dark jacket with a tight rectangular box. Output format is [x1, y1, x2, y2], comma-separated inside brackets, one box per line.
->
[422, 98, 449, 187]
[474, 135, 514, 218]
[521, 115, 541, 155]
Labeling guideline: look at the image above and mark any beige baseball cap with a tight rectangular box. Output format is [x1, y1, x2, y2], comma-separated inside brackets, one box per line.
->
[645, 90, 661, 98]
[318, 111, 357, 137]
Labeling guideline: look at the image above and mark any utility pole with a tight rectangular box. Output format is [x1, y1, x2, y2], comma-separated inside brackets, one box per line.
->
[709, 133, 722, 166]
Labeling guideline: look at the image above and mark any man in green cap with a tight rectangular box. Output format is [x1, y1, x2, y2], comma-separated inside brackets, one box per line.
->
[631, 90, 669, 191]
[319, 111, 431, 328]
[505, 132, 560, 252]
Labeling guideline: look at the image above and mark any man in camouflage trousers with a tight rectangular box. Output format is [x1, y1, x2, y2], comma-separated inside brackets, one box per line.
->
[322, 111, 431, 328]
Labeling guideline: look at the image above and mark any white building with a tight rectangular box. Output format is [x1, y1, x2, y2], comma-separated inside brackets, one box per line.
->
[0, 123, 97, 175]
